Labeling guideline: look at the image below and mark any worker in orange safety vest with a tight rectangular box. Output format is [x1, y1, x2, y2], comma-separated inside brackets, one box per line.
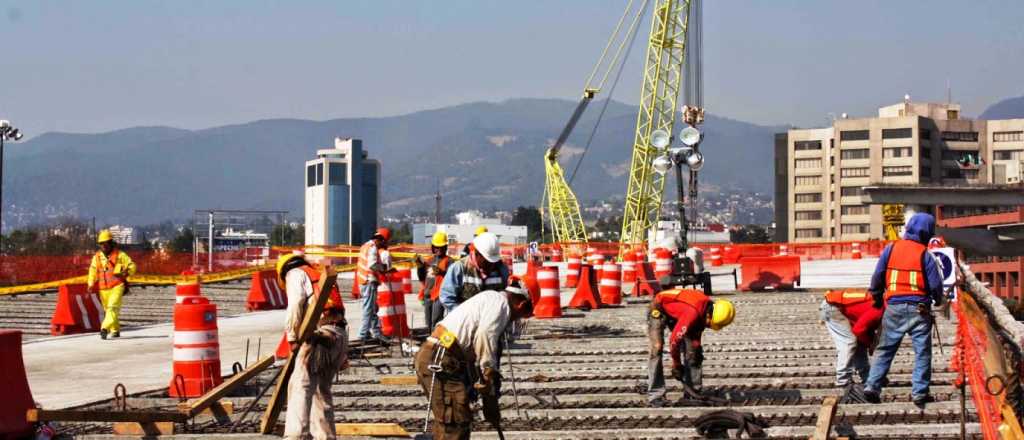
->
[820, 290, 883, 389]
[87, 229, 136, 340]
[417, 231, 453, 329]
[356, 228, 393, 342]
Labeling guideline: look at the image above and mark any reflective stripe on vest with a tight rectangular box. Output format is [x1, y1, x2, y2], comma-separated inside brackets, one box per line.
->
[824, 289, 872, 305]
[95, 250, 124, 290]
[356, 241, 383, 285]
[884, 240, 927, 300]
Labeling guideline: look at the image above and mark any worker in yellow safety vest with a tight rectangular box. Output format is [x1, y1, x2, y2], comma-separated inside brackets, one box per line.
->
[87, 230, 137, 340]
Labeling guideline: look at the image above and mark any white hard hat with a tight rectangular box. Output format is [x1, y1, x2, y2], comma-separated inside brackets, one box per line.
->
[472, 232, 501, 263]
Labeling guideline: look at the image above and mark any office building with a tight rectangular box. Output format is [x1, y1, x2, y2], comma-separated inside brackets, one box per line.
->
[305, 138, 381, 246]
[776, 98, 1024, 242]
[413, 210, 527, 246]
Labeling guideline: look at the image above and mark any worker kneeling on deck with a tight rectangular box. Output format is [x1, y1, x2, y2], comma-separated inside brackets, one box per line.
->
[820, 290, 883, 388]
[415, 279, 533, 440]
[278, 253, 349, 440]
[647, 288, 734, 407]
[863, 212, 945, 407]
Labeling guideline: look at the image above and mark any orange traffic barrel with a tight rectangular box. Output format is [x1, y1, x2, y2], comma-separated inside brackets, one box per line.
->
[710, 247, 723, 267]
[534, 267, 562, 318]
[169, 296, 221, 398]
[621, 252, 637, 284]
[377, 273, 409, 338]
[566, 256, 581, 288]
[851, 242, 862, 260]
[654, 248, 673, 280]
[398, 269, 413, 295]
[175, 270, 202, 304]
[599, 262, 622, 305]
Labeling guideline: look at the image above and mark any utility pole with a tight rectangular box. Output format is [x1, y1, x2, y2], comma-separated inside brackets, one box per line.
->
[0, 120, 25, 254]
[434, 179, 442, 224]
[208, 212, 214, 272]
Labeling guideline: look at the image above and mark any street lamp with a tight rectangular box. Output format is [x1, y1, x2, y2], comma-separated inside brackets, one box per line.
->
[0, 120, 25, 252]
[651, 124, 705, 249]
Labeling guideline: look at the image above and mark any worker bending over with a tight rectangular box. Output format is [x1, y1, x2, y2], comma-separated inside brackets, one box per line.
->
[278, 253, 348, 440]
[87, 230, 136, 340]
[356, 228, 393, 342]
[646, 287, 734, 407]
[820, 290, 883, 388]
[863, 212, 945, 407]
[415, 280, 533, 439]
[439, 232, 509, 313]
[417, 231, 453, 329]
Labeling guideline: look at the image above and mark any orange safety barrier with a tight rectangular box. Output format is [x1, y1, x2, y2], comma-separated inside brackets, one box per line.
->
[534, 267, 562, 318]
[738, 256, 801, 291]
[709, 247, 723, 267]
[722, 245, 739, 264]
[569, 264, 603, 310]
[522, 273, 541, 306]
[851, 242, 862, 260]
[632, 262, 662, 297]
[654, 249, 673, 280]
[169, 296, 222, 398]
[566, 256, 582, 288]
[377, 274, 409, 338]
[246, 270, 287, 311]
[0, 330, 36, 440]
[398, 269, 413, 295]
[49, 283, 103, 336]
[599, 262, 622, 305]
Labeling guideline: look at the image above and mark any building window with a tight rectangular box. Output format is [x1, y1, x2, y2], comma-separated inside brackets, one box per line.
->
[841, 205, 869, 215]
[882, 128, 913, 139]
[316, 163, 324, 185]
[841, 224, 871, 234]
[794, 140, 822, 150]
[947, 110, 959, 120]
[841, 149, 870, 160]
[941, 149, 980, 162]
[919, 128, 930, 140]
[941, 131, 979, 142]
[306, 164, 317, 187]
[964, 169, 979, 179]
[795, 228, 823, 238]
[795, 193, 822, 203]
[883, 147, 913, 158]
[840, 167, 869, 178]
[883, 166, 913, 177]
[795, 176, 822, 186]
[921, 166, 932, 177]
[795, 158, 822, 169]
[328, 163, 347, 186]
[794, 210, 822, 220]
[994, 150, 1023, 160]
[840, 186, 863, 197]
[994, 131, 1024, 142]
[840, 130, 870, 141]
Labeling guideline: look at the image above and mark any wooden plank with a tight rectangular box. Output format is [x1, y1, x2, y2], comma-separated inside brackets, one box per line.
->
[259, 268, 338, 434]
[812, 396, 839, 440]
[27, 409, 187, 424]
[379, 375, 419, 386]
[335, 423, 409, 437]
[112, 422, 174, 436]
[180, 355, 273, 417]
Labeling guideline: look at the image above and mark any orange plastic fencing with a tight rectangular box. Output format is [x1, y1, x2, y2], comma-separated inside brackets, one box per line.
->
[534, 240, 889, 263]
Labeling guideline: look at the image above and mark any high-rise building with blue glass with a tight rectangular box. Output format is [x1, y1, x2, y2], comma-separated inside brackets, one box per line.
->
[304, 138, 381, 245]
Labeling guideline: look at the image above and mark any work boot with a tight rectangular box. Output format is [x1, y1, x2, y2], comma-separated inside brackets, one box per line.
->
[110, 332, 121, 339]
[863, 389, 881, 404]
[649, 397, 669, 408]
[100, 329, 108, 340]
[912, 394, 935, 409]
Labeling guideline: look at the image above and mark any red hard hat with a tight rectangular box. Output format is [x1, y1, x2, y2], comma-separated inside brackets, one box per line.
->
[374, 227, 391, 241]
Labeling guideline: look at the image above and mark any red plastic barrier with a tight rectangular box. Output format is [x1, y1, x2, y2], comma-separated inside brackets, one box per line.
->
[0, 330, 35, 439]
[632, 262, 662, 297]
[738, 256, 801, 291]
[169, 296, 222, 398]
[569, 264, 603, 310]
[49, 283, 103, 336]
[246, 270, 287, 311]
[377, 274, 409, 338]
[534, 267, 562, 319]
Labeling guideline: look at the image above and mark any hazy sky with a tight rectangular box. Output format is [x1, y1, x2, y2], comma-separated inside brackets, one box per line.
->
[1, 0, 1022, 138]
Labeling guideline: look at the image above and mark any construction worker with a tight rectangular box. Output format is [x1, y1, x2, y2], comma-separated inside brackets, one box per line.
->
[356, 228, 393, 342]
[417, 231, 453, 329]
[87, 230, 136, 340]
[863, 212, 945, 407]
[646, 287, 734, 407]
[277, 253, 348, 440]
[820, 290, 883, 388]
[415, 279, 533, 440]
[440, 232, 509, 313]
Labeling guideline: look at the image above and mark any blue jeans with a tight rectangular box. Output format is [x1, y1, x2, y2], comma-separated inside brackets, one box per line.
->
[358, 282, 382, 339]
[865, 302, 932, 398]
[820, 301, 869, 386]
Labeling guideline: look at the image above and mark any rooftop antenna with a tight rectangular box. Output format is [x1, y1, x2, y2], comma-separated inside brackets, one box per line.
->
[946, 78, 952, 104]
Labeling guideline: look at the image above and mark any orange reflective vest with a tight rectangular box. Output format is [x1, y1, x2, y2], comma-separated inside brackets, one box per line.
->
[824, 289, 872, 306]
[299, 266, 344, 312]
[418, 255, 451, 301]
[654, 288, 710, 312]
[356, 241, 384, 286]
[883, 240, 927, 300]
[94, 250, 125, 290]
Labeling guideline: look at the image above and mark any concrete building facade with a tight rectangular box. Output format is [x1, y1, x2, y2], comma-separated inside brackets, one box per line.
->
[413, 210, 527, 246]
[304, 138, 381, 246]
[776, 99, 1024, 242]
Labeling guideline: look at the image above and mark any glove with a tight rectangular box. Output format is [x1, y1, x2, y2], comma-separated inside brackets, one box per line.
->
[872, 295, 884, 309]
[671, 365, 685, 382]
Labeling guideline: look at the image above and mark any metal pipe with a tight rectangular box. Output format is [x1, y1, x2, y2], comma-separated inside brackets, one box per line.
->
[208, 212, 214, 272]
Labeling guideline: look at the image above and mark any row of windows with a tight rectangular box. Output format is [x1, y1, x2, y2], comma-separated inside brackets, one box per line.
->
[841, 224, 871, 234]
[941, 149, 980, 161]
[841, 205, 870, 215]
[795, 193, 822, 203]
[840, 130, 869, 141]
[837, 127, 915, 141]
[795, 175, 822, 186]
[795, 158, 822, 169]
[306, 163, 348, 187]
[881, 128, 912, 139]
[941, 131, 979, 142]
[794, 210, 822, 221]
[840, 149, 870, 160]
[995, 150, 1023, 160]
[840, 186, 863, 197]
[883, 147, 913, 158]
[994, 131, 1023, 142]
[795, 228, 822, 238]
[795, 140, 822, 150]
[840, 167, 869, 178]
[882, 166, 913, 177]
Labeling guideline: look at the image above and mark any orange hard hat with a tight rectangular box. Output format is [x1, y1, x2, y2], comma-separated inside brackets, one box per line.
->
[374, 227, 391, 241]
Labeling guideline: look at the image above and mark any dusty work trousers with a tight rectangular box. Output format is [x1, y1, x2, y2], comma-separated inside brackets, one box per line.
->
[415, 342, 472, 440]
[99, 284, 125, 333]
[646, 307, 701, 402]
[424, 299, 445, 330]
[284, 327, 349, 440]
[820, 301, 869, 386]
[358, 282, 382, 340]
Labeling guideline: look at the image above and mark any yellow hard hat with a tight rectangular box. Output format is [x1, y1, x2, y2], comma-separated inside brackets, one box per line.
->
[276, 253, 304, 288]
[431, 231, 448, 247]
[708, 299, 735, 331]
[97, 230, 113, 243]
[474, 226, 488, 236]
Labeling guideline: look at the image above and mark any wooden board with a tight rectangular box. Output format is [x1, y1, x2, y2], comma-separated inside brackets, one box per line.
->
[27, 409, 187, 424]
[812, 396, 839, 440]
[379, 375, 419, 386]
[112, 422, 174, 436]
[335, 423, 409, 437]
[259, 268, 338, 434]
[180, 355, 272, 417]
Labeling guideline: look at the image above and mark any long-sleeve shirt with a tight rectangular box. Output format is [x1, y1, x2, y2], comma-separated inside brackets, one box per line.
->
[868, 242, 944, 306]
[437, 290, 511, 373]
[87, 250, 137, 289]
[439, 260, 510, 311]
[838, 300, 884, 347]
[284, 268, 315, 343]
[662, 301, 707, 368]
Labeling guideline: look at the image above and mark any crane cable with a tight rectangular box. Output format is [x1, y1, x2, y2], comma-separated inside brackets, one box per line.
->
[568, 0, 649, 185]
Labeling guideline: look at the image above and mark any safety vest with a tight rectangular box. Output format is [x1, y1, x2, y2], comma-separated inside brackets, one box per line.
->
[299, 266, 344, 312]
[883, 240, 927, 300]
[653, 288, 710, 312]
[94, 250, 125, 290]
[457, 260, 507, 303]
[419, 255, 451, 301]
[824, 290, 872, 306]
[356, 241, 384, 286]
